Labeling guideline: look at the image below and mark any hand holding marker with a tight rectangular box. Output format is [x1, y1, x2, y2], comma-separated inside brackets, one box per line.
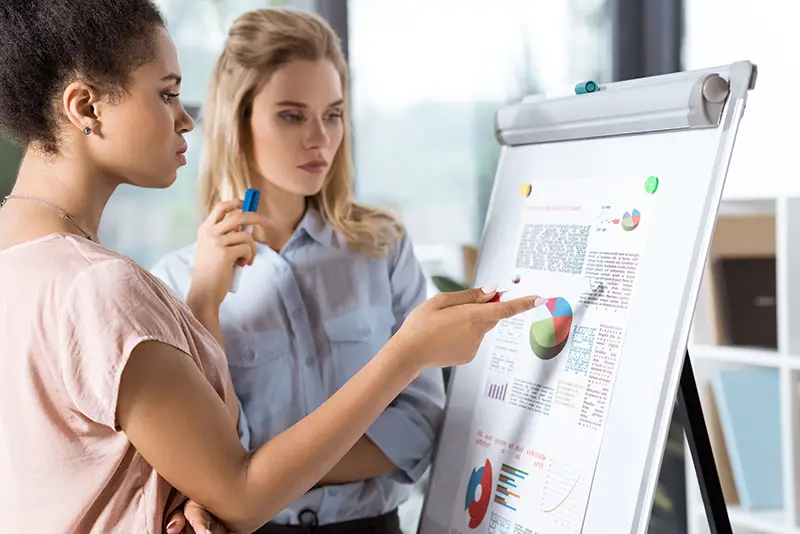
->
[229, 188, 260, 294]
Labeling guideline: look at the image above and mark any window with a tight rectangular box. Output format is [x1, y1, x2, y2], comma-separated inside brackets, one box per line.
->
[682, 0, 796, 200]
[348, 0, 612, 288]
[99, 0, 613, 275]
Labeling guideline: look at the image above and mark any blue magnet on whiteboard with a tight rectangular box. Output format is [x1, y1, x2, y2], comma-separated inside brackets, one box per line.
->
[575, 81, 599, 94]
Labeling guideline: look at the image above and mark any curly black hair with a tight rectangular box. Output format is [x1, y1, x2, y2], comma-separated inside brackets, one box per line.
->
[0, 0, 166, 154]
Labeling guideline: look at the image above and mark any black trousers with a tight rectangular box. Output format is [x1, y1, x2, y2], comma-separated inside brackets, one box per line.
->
[253, 509, 401, 534]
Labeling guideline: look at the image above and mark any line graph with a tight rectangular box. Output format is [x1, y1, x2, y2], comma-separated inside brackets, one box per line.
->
[540, 458, 590, 532]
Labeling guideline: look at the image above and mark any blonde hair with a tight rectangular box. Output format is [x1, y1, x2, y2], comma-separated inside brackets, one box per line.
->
[198, 7, 403, 258]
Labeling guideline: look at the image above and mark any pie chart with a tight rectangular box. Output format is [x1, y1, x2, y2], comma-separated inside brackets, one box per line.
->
[464, 459, 493, 528]
[529, 297, 573, 360]
[621, 209, 641, 231]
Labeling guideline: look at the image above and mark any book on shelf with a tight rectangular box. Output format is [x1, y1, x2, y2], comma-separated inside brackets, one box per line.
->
[711, 368, 783, 510]
[699, 380, 739, 506]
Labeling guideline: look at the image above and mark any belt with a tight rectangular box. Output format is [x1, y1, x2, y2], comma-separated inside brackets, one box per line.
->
[253, 508, 401, 534]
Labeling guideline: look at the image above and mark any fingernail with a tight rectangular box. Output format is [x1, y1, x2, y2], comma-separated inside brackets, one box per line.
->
[166, 519, 177, 531]
[534, 297, 549, 307]
[207, 529, 213, 534]
[481, 283, 499, 294]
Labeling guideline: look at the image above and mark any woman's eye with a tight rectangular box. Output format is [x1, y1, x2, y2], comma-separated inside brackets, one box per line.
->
[161, 92, 179, 104]
[279, 112, 304, 123]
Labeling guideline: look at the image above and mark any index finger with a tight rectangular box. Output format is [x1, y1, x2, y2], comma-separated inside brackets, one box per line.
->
[165, 510, 185, 534]
[206, 199, 243, 225]
[474, 294, 541, 323]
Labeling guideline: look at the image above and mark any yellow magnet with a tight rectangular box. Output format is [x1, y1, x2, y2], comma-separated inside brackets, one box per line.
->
[519, 183, 532, 197]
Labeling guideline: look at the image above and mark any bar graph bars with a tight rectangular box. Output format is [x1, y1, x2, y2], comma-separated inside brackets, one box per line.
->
[486, 381, 508, 401]
[493, 463, 528, 511]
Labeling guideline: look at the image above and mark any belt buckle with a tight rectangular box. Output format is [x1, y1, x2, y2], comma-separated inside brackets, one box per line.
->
[298, 509, 319, 532]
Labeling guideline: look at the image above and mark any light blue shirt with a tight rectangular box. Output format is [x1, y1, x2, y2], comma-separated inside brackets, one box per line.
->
[150, 207, 445, 525]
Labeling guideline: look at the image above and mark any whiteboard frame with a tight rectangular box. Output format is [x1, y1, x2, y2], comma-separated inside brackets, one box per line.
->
[418, 61, 757, 534]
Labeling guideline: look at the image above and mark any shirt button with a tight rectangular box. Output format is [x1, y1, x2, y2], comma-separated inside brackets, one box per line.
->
[245, 349, 256, 361]
[359, 326, 372, 338]
[305, 356, 314, 367]
[328, 488, 339, 496]
[292, 309, 303, 320]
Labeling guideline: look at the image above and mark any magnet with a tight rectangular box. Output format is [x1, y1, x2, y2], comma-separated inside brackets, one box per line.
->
[575, 80, 599, 94]
[645, 176, 659, 194]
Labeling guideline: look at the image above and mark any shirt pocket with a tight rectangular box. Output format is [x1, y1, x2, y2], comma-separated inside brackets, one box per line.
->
[225, 329, 290, 368]
[324, 306, 395, 389]
[224, 329, 294, 430]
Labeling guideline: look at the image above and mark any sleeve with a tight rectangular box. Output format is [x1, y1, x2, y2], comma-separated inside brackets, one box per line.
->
[58, 258, 193, 430]
[365, 232, 447, 483]
[148, 249, 192, 301]
[151, 249, 252, 447]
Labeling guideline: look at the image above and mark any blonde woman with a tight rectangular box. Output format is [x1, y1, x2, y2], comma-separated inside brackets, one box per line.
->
[152, 7, 447, 534]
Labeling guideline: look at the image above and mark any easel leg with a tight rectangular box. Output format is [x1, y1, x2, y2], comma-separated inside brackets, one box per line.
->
[676, 350, 732, 534]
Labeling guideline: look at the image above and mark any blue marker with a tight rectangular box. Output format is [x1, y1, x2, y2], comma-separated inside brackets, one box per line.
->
[242, 188, 260, 214]
[230, 188, 260, 293]
[575, 80, 600, 95]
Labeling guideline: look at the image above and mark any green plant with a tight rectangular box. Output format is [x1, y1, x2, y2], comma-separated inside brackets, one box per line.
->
[430, 274, 685, 533]
[0, 138, 22, 198]
[431, 275, 468, 293]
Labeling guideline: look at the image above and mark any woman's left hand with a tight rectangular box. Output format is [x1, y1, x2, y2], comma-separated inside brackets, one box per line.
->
[166, 499, 220, 533]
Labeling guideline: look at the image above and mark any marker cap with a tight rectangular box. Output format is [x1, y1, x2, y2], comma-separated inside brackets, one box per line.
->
[575, 81, 599, 95]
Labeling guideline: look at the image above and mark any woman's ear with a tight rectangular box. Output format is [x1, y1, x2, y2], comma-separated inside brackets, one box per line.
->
[62, 81, 100, 134]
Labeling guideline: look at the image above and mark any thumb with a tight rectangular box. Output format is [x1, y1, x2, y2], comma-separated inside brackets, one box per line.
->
[432, 283, 500, 309]
[184, 501, 213, 534]
[243, 210, 275, 230]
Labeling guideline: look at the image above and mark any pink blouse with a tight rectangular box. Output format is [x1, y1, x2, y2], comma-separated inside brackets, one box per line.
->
[0, 233, 232, 533]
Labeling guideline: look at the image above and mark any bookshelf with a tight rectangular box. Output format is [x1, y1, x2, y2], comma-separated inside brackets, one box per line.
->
[685, 189, 800, 534]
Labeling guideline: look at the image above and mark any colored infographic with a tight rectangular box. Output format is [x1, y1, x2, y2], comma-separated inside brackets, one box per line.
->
[529, 297, 573, 360]
[621, 208, 641, 231]
[465, 459, 493, 528]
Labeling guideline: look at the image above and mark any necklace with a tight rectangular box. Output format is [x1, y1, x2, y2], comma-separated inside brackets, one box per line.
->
[1, 194, 96, 242]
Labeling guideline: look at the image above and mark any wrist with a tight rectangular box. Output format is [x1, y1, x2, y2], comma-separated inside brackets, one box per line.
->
[375, 336, 424, 384]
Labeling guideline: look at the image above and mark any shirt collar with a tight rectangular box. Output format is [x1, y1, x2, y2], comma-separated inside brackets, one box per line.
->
[295, 205, 335, 248]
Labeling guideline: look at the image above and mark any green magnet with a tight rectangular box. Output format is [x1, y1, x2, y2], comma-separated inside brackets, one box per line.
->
[645, 176, 659, 194]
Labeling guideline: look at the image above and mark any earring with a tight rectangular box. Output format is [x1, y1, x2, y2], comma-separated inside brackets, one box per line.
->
[83, 127, 91, 135]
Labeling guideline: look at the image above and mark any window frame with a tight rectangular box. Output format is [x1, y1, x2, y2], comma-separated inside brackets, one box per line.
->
[611, 0, 683, 80]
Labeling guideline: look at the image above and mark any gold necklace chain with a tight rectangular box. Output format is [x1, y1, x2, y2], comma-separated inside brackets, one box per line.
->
[1, 194, 96, 242]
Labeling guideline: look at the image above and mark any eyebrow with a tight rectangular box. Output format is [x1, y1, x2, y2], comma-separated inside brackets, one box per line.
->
[275, 99, 345, 108]
[161, 73, 182, 85]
